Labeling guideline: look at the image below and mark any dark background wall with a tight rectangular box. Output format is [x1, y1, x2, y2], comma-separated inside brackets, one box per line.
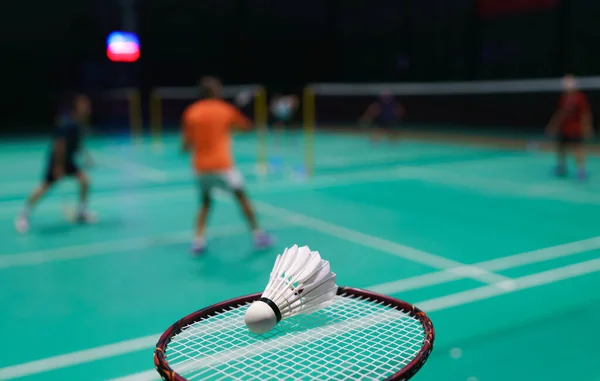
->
[3, 0, 600, 130]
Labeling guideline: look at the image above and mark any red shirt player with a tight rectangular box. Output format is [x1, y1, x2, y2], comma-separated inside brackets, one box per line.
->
[546, 74, 593, 180]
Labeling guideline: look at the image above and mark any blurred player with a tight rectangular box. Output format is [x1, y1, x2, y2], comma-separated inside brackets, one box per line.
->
[15, 93, 95, 233]
[182, 76, 275, 254]
[359, 90, 406, 142]
[546, 74, 594, 180]
[270, 93, 298, 129]
[270, 93, 298, 147]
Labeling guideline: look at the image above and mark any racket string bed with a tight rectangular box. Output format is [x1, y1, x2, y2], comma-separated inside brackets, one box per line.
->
[163, 294, 426, 380]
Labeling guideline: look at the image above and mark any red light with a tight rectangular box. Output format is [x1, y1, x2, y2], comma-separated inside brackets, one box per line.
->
[107, 48, 140, 63]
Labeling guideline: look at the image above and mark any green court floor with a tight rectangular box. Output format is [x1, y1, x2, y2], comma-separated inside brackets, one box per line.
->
[1, 131, 599, 381]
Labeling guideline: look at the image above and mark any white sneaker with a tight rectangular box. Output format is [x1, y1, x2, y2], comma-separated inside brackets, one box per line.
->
[15, 216, 29, 233]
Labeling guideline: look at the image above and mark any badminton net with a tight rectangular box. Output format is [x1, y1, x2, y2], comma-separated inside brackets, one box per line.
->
[165, 294, 425, 380]
[306, 76, 600, 138]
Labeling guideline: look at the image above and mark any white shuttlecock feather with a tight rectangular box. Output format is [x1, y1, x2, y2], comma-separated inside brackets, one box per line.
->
[244, 245, 337, 334]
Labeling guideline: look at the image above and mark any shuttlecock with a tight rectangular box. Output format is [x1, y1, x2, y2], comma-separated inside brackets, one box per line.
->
[244, 245, 337, 334]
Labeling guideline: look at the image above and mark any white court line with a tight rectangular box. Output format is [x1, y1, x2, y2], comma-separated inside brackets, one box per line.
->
[0, 221, 293, 270]
[5, 151, 594, 215]
[418, 256, 600, 311]
[407, 166, 600, 206]
[370, 234, 600, 294]
[92, 152, 169, 183]
[249, 200, 511, 286]
[0, 163, 405, 201]
[244, 146, 477, 170]
[0, 149, 492, 197]
[1, 235, 599, 381]
[4, 151, 600, 215]
[0, 165, 409, 214]
[106, 256, 600, 381]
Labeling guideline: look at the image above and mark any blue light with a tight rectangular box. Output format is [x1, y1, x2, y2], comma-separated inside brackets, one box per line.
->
[107, 31, 140, 48]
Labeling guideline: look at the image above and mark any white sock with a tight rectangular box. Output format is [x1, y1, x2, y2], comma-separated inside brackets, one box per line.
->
[78, 201, 87, 214]
[253, 230, 263, 238]
[193, 236, 205, 246]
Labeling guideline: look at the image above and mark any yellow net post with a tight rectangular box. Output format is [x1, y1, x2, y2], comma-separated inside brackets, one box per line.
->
[128, 88, 143, 146]
[303, 86, 315, 177]
[149, 89, 163, 152]
[254, 86, 268, 174]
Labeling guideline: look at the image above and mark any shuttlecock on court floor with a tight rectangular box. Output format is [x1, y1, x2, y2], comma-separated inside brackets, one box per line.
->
[244, 245, 338, 334]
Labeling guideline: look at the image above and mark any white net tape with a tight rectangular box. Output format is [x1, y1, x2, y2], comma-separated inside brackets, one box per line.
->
[165, 294, 425, 380]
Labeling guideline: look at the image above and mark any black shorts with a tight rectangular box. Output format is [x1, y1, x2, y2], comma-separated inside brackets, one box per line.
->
[44, 156, 80, 184]
[557, 135, 583, 148]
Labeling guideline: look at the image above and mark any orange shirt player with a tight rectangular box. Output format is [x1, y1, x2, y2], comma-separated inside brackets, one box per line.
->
[181, 76, 275, 254]
[546, 74, 594, 181]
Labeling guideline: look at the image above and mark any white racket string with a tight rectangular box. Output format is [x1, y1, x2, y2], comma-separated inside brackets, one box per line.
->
[164, 294, 426, 380]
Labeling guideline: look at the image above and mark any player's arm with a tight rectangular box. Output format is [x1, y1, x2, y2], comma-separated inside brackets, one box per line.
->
[583, 109, 594, 138]
[581, 95, 594, 138]
[231, 108, 253, 131]
[181, 110, 193, 152]
[545, 99, 563, 137]
[545, 111, 560, 136]
[394, 103, 407, 119]
[359, 103, 381, 123]
[181, 134, 192, 152]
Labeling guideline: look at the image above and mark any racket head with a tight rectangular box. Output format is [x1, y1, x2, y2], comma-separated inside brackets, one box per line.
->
[154, 287, 435, 381]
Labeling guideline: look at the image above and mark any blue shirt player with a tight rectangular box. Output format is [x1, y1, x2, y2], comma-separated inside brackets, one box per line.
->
[15, 93, 96, 233]
[359, 91, 406, 142]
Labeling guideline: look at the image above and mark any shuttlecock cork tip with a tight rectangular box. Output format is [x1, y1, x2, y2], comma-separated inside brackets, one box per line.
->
[245, 299, 281, 334]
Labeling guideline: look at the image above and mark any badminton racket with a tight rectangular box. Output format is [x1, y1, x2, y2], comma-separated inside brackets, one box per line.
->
[154, 287, 434, 381]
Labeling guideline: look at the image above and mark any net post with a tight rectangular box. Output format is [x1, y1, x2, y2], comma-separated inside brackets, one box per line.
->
[303, 86, 315, 177]
[149, 88, 163, 152]
[128, 88, 143, 146]
[254, 86, 268, 174]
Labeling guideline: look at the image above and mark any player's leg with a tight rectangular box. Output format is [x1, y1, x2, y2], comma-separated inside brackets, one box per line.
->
[233, 189, 275, 249]
[572, 139, 588, 180]
[370, 125, 384, 143]
[191, 175, 214, 254]
[73, 169, 96, 222]
[225, 169, 274, 249]
[15, 160, 59, 233]
[554, 135, 568, 177]
[15, 181, 53, 233]
[386, 122, 401, 142]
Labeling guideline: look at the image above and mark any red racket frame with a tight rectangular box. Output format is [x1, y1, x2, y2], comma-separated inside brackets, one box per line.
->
[154, 287, 435, 381]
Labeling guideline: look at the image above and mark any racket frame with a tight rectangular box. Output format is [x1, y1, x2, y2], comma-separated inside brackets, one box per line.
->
[154, 287, 435, 381]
